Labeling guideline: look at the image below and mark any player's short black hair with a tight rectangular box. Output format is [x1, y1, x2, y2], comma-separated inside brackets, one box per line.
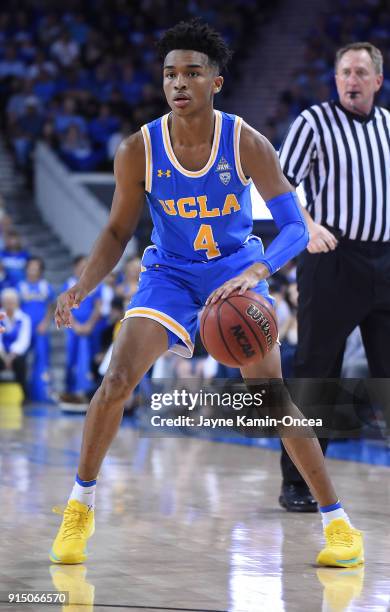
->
[157, 18, 233, 72]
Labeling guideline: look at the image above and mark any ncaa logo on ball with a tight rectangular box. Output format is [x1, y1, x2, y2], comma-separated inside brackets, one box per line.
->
[246, 304, 273, 349]
[230, 324, 255, 358]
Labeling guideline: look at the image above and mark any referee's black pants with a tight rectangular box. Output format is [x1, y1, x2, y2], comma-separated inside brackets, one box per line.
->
[281, 238, 390, 486]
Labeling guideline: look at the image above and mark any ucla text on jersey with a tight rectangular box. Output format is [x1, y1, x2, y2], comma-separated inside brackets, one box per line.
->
[141, 111, 253, 261]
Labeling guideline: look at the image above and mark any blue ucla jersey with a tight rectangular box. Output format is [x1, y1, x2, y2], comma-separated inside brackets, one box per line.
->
[141, 111, 254, 261]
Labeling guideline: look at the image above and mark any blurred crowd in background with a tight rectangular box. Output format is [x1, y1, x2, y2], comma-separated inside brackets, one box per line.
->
[0, 0, 271, 176]
[0, 0, 387, 171]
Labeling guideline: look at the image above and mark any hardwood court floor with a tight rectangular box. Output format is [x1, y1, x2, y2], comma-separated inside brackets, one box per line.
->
[0, 404, 389, 612]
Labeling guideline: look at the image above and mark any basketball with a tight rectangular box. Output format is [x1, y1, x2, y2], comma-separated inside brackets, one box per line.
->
[200, 290, 278, 367]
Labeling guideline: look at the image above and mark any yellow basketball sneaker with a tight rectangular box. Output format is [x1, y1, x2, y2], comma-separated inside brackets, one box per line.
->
[317, 518, 364, 568]
[50, 500, 95, 564]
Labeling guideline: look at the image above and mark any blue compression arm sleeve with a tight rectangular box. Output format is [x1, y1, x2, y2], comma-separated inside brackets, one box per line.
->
[258, 191, 309, 275]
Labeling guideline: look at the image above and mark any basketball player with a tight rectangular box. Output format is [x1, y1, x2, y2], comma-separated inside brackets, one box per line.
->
[51, 20, 363, 568]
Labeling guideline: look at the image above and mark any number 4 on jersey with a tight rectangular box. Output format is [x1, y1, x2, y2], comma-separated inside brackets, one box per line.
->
[193, 224, 221, 259]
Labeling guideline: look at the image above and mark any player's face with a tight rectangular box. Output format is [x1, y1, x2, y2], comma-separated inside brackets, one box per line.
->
[163, 50, 223, 115]
[335, 50, 383, 116]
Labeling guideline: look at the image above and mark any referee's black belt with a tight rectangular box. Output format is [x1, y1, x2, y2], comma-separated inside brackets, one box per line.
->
[323, 225, 390, 250]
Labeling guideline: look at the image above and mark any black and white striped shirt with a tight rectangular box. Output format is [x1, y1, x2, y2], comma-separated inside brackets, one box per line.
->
[279, 101, 390, 242]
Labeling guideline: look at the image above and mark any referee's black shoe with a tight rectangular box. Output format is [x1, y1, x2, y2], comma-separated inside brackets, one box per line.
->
[279, 483, 318, 512]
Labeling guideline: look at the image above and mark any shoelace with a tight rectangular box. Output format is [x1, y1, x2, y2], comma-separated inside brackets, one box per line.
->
[327, 528, 354, 547]
[53, 505, 90, 541]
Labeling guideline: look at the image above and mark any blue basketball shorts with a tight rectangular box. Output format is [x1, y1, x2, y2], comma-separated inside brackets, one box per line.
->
[123, 236, 275, 358]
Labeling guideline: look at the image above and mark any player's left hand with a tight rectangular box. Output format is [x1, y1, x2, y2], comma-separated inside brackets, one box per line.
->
[206, 263, 269, 306]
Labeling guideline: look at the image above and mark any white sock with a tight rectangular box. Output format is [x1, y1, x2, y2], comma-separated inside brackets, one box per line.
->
[69, 476, 96, 510]
[320, 500, 352, 528]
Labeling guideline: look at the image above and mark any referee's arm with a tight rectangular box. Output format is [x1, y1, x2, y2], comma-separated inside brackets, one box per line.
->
[279, 115, 338, 253]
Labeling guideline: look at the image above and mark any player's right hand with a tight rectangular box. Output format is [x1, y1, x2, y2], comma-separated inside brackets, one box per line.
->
[55, 284, 87, 329]
[307, 222, 338, 254]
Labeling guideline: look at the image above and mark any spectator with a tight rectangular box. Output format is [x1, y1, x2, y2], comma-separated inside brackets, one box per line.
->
[0, 44, 26, 80]
[88, 104, 120, 148]
[50, 29, 80, 68]
[279, 282, 298, 379]
[91, 271, 117, 359]
[59, 124, 104, 172]
[37, 12, 62, 47]
[67, 13, 91, 46]
[119, 62, 145, 106]
[93, 295, 124, 382]
[1, 230, 30, 286]
[96, 295, 150, 411]
[106, 87, 130, 118]
[11, 96, 45, 168]
[41, 120, 59, 149]
[90, 62, 114, 103]
[116, 256, 141, 303]
[107, 120, 133, 161]
[18, 38, 37, 64]
[13, 10, 34, 44]
[82, 28, 105, 69]
[61, 256, 102, 399]
[100, 272, 117, 321]
[0, 261, 11, 292]
[1, 1, 269, 174]
[0, 288, 31, 395]
[6, 78, 35, 124]
[54, 97, 86, 135]
[268, 101, 295, 149]
[18, 257, 55, 401]
[27, 50, 58, 80]
[54, 61, 91, 99]
[174, 330, 213, 380]
[33, 69, 58, 105]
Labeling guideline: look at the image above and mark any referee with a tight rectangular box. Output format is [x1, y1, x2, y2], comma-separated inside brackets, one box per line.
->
[278, 41, 390, 512]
